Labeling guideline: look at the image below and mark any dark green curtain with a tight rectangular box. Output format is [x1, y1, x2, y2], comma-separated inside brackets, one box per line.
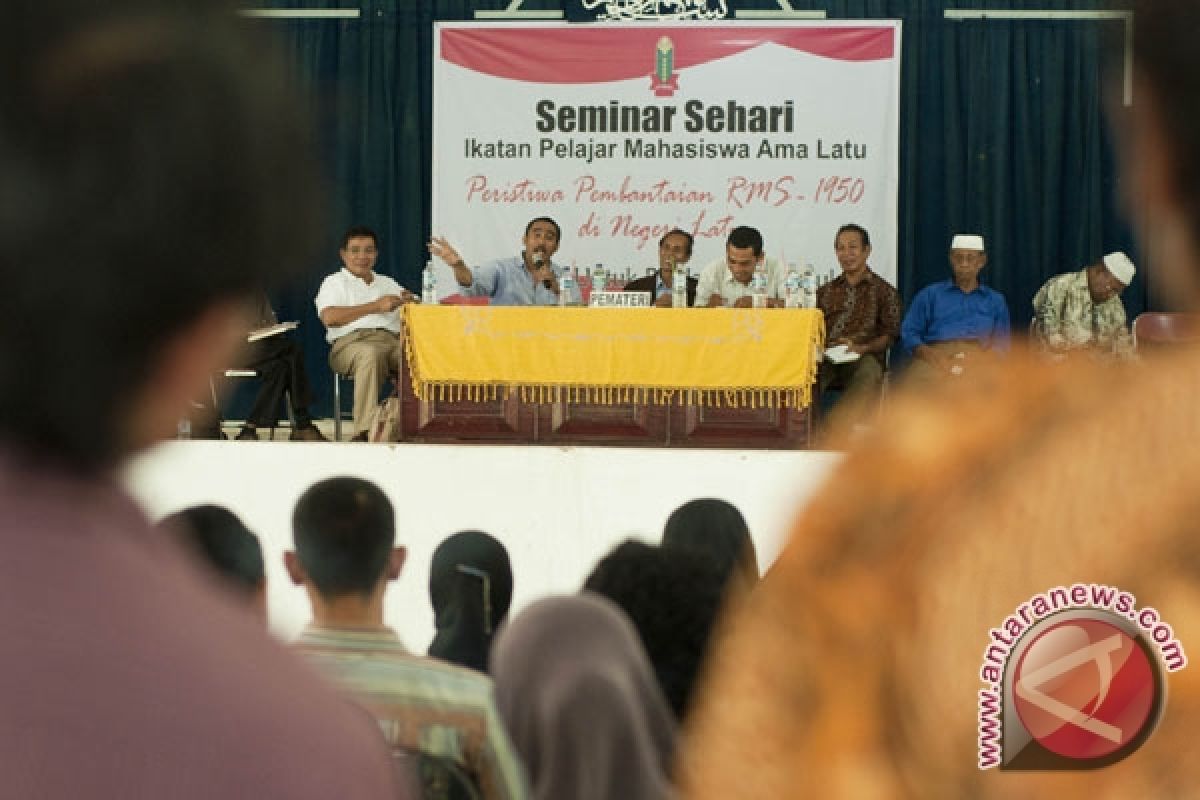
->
[239, 0, 1138, 418]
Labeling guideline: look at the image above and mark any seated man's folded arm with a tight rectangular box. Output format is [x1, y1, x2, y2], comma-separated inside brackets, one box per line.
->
[319, 298, 394, 329]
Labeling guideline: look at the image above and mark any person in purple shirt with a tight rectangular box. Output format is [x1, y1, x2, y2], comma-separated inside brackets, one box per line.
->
[900, 234, 1011, 384]
[0, 3, 400, 797]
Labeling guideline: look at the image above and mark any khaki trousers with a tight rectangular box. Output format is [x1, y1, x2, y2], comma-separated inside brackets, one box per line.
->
[329, 328, 403, 435]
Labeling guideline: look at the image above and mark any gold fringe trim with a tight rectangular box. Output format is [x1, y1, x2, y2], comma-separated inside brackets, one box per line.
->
[411, 381, 811, 409]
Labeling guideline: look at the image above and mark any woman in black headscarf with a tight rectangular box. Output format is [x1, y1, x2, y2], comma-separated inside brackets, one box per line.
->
[427, 530, 513, 673]
[662, 498, 759, 589]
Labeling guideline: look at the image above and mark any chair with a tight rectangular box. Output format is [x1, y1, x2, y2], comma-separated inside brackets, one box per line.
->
[332, 365, 404, 442]
[332, 370, 352, 442]
[209, 369, 295, 440]
[1132, 312, 1200, 351]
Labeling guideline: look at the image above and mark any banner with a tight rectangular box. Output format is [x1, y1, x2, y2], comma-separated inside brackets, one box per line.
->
[432, 21, 901, 286]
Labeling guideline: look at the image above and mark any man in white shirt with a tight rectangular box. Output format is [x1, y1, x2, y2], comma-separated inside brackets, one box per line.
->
[694, 226, 786, 308]
[315, 226, 415, 440]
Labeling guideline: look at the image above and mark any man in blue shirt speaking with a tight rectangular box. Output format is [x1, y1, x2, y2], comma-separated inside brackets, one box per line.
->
[900, 234, 1010, 384]
[429, 217, 564, 306]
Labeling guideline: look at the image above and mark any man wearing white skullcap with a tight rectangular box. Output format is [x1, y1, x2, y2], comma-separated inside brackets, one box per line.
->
[1031, 252, 1136, 359]
[900, 234, 1011, 382]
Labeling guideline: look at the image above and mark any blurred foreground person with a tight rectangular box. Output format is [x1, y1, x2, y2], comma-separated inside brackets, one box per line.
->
[159, 504, 268, 621]
[678, 3, 1200, 797]
[0, 2, 397, 796]
[427, 530, 513, 673]
[492, 594, 677, 800]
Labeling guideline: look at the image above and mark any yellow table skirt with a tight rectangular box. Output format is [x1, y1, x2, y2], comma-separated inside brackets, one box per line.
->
[403, 305, 824, 409]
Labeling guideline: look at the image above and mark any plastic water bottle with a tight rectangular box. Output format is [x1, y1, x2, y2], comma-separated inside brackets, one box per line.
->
[592, 263, 606, 301]
[672, 259, 688, 308]
[751, 264, 768, 308]
[421, 261, 436, 304]
[560, 267, 581, 307]
[801, 262, 817, 308]
[176, 417, 191, 440]
[784, 263, 802, 308]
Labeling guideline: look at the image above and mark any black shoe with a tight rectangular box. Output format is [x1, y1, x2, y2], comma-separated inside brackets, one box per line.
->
[290, 425, 328, 442]
[235, 427, 259, 441]
[350, 431, 368, 442]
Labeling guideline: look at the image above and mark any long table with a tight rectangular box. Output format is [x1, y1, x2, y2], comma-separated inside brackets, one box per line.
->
[390, 304, 824, 449]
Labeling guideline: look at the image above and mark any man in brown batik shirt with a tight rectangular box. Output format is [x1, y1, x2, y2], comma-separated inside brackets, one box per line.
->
[816, 224, 902, 428]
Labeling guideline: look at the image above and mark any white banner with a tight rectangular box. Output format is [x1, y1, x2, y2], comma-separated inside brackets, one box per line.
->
[432, 21, 901, 285]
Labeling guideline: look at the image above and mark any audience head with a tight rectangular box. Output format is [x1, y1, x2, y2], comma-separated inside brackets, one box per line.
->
[427, 530, 513, 673]
[160, 505, 266, 619]
[491, 593, 676, 800]
[663, 497, 759, 588]
[725, 226, 764, 284]
[583, 539, 725, 720]
[0, 0, 321, 473]
[286, 477, 404, 606]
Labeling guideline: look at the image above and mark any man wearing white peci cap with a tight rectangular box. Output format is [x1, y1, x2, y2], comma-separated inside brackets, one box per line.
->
[900, 234, 1011, 383]
[1031, 252, 1137, 360]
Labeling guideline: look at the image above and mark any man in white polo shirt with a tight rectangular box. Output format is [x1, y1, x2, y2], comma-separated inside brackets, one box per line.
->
[694, 226, 786, 308]
[315, 225, 415, 441]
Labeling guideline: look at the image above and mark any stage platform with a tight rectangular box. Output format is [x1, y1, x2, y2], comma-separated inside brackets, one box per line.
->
[123, 440, 841, 650]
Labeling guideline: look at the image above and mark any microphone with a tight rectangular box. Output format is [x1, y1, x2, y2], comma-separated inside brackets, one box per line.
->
[533, 252, 552, 288]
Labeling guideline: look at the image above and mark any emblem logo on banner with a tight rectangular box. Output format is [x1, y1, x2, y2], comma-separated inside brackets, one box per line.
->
[651, 37, 680, 97]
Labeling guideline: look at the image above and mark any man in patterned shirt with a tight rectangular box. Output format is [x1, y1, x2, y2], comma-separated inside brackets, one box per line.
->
[286, 476, 529, 800]
[816, 224, 902, 426]
[1032, 251, 1136, 360]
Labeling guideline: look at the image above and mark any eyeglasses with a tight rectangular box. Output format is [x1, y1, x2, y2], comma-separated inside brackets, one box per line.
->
[455, 565, 493, 634]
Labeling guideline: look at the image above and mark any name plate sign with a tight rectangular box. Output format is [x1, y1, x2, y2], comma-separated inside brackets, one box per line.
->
[589, 291, 652, 308]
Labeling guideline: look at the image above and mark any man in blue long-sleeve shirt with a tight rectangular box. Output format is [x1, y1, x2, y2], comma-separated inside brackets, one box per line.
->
[901, 234, 1010, 383]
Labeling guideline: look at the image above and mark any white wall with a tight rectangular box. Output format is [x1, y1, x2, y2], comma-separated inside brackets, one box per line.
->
[123, 442, 841, 652]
